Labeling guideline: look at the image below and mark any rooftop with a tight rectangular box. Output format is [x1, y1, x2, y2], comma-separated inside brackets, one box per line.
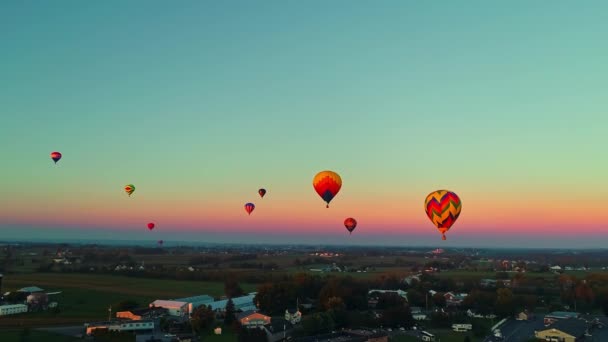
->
[172, 295, 214, 304]
[18, 286, 44, 293]
[150, 300, 188, 309]
[546, 311, 579, 319]
[541, 319, 588, 337]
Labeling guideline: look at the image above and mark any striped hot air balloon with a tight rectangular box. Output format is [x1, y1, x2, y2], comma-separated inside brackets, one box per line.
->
[313, 170, 342, 208]
[424, 190, 462, 240]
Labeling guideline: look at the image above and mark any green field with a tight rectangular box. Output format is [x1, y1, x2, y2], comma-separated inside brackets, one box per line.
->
[1, 273, 257, 327]
[0, 329, 80, 342]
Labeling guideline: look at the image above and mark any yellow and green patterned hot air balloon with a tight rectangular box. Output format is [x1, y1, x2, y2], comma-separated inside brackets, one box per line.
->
[124, 184, 135, 197]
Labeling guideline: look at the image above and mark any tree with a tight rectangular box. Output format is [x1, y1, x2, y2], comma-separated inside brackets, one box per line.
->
[376, 293, 406, 310]
[191, 305, 215, 334]
[432, 293, 446, 308]
[380, 305, 414, 328]
[464, 337, 471, 342]
[495, 288, 515, 318]
[225, 278, 245, 298]
[255, 282, 296, 315]
[225, 298, 236, 325]
[237, 327, 267, 342]
[112, 300, 139, 312]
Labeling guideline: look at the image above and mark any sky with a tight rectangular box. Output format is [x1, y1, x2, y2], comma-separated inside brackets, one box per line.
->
[1, 1, 607, 248]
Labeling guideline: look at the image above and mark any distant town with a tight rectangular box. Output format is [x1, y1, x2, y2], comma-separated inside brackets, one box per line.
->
[1, 242, 608, 342]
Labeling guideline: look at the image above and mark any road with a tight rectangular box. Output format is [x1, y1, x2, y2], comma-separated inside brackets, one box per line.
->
[483, 317, 545, 342]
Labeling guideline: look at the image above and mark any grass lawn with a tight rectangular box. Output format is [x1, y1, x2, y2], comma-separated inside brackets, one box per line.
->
[1, 272, 257, 327]
[4, 272, 257, 298]
[0, 329, 80, 342]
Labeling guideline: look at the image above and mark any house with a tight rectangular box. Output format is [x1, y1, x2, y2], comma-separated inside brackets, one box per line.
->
[480, 279, 497, 288]
[285, 307, 302, 324]
[444, 292, 467, 306]
[237, 310, 271, 327]
[410, 307, 427, 321]
[516, 310, 533, 321]
[149, 300, 189, 317]
[544, 311, 580, 325]
[535, 319, 589, 342]
[404, 274, 421, 285]
[421, 331, 435, 341]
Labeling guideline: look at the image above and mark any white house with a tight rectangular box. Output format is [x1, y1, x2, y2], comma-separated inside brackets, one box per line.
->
[285, 308, 302, 324]
[0, 304, 28, 316]
[85, 320, 154, 336]
[368, 289, 408, 301]
[149, 300, 189, 317]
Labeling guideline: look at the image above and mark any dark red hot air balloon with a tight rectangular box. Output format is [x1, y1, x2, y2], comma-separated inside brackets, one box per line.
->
[258, 188, 266, 198]
[50, 151, 62, 164]
[344, 217, 357, 234]
[147, 223, 155, 230]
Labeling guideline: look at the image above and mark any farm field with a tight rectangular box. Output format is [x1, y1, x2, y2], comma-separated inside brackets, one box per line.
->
[0, 328, 81, 342]
[0, 272, 258, 328]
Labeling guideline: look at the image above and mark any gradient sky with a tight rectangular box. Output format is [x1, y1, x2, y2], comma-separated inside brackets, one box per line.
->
[1, 1, 607, 247]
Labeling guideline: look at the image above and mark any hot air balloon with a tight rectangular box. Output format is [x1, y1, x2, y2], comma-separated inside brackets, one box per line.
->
[424, 190, 461, 240]
[50, 151, 62, 164]
[158, 240, 163, 247]
[125, 184, 135, 197]
[344, 217, 357, 234]
[244, 203, 255, 215]
[147, 222, 155, 230]
[258, 188, 266, 198]
[313, 170, 342, 208]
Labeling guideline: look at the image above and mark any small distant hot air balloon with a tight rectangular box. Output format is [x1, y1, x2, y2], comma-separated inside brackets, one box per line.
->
[50, 151, 62, 164]
[158, 240, 163, 247]
[258, 188, 266, 198]
[147, 222, 155, 230]
[313, 170, 342, 208]
[125, 184, 135, 197]
[424, 190, 462, 241]
[244, 203, 255, 215]
[344, 217, 357, 235]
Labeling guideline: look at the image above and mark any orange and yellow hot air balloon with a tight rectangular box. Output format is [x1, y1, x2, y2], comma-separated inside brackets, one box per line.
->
[424, 190, 461, 240]
[313, 170, 342, 208]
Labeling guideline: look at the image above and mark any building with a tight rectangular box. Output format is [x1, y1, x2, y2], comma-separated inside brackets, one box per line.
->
[208, 293, 257, 312]
[85, 320, 155, 336]
[368, 289, 408, 301]
[294, 330, 388, 342]
[0, 304, 28, 316]
[535, 319, 588, 342]
[444, 292, 468, 306]
[117, 307, 168, 320]
[172, 295, 214, 313]
[285, 307, 302, 324]
[17, 286, 44, 294]
[237, 310, 271, 327]
[516, 310, 532, 321]
[149, 300, 189, 317]
[421, 331, 436, 342]
[544, 311, 580, 325]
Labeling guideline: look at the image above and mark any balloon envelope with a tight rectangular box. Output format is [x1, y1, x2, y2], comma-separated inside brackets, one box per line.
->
[125, 184, 135, 197]
[424, 190, 461, 240]
[50, 151, 62, 164]
[313, 171, 342, 208]
[147, 223, 155, 230]
[244, 203, 255, 215]
[344, 217, 357, 234]
[258, 188, 266, 198]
